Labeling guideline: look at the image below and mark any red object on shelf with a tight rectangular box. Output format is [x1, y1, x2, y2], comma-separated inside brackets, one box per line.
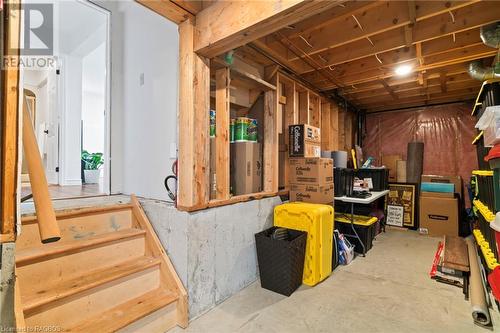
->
[488, 267, 500, 301]
[485, 144, 500, 162]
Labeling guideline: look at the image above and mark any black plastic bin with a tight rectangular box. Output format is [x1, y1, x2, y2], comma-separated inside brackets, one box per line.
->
[356, 168, 389, 191]
[335, 220, 374, 254]
[255, 227, 307, 296]
[334, 167, 354, 197]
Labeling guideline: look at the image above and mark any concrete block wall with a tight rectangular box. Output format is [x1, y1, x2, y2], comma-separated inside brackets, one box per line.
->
[140, 196, 282, 319]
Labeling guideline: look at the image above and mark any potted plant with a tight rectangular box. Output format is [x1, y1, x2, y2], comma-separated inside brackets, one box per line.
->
[81, 150, 104, 184]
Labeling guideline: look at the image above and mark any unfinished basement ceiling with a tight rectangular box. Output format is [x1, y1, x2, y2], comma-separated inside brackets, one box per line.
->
[241, 0, 500, 112]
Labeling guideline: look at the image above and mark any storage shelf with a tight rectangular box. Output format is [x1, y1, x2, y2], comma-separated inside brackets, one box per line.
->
[473, 229, 499, 270]
[472, 131, 484, 145]
[471, 78, 500, 116]
[473, 199, 495, 223]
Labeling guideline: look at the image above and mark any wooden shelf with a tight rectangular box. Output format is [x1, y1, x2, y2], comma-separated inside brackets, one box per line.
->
[231, 66, 276, 91]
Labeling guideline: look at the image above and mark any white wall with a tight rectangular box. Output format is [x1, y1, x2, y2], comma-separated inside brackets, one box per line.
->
[60, 54, 83, 185]
[82, 43, 106, 155]
[98, 1, 179, 200]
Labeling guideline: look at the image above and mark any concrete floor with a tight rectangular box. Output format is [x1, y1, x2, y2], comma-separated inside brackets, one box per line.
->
[174, 229, 500, 333]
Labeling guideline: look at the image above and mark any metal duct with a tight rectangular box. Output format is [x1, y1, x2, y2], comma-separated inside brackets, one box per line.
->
[468, 22, 500, 81]
[469, 61, 500, 81]
[480, 22, 500, 48]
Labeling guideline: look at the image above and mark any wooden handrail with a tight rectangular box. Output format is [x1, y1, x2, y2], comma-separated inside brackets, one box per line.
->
[22, 98, 60, 243]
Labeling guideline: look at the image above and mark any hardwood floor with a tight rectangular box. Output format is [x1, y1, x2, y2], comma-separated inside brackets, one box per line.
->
[21, 183, 106, 201]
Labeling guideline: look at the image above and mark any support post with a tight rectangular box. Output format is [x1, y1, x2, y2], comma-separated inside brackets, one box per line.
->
[178, 18, 210, 209]
[215, 68, 230, 200]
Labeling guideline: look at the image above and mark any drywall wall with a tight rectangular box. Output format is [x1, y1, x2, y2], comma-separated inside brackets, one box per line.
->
[82, 43, 106, 155]
[140, 196, 282, 319]
[96, 1, 179, 200]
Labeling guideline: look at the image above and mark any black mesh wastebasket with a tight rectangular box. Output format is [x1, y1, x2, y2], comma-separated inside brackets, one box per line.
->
[255, 227, 307, 296]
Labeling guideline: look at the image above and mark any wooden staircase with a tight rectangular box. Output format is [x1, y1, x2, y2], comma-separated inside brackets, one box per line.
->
[15, 196, 188, 332]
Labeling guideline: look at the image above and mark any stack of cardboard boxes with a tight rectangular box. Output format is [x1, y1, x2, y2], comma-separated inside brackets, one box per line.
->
[419, 175, 462, 237]
[288, 124, 334, 204]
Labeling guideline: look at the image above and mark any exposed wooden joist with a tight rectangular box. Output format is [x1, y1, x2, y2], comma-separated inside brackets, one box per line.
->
[314, 44, 496, 90]
[136, 0, 194, 24]
[1, 2, 20, 242]
[366, 93, 478, 112]
[277, 0, 480, 62]
[379, 79, 399, 100]
[290, 1, 497, 75]
[177, 18, 210, 209]
[194, 0, 345, 58]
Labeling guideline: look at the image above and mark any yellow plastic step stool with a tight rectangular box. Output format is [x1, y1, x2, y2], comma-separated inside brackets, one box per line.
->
[274, 202, 334, 286]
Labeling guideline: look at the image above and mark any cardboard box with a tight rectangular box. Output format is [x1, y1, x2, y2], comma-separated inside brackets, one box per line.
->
[290, 183, 334, 204]
[421, 175, 463, 198]
[382, 154, 402, 182]
[289, 124, 321, 157]
[230, 142, 262, 195]
[419, 192, 458, 237]
[289, 158, 333, 185]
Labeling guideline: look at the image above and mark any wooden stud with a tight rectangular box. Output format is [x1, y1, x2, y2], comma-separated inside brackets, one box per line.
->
[321, 101, 331, 151]
[263, 87, 278, 193]
[309, 93, 320, 128]
[330, 103, 340, 151]
[177, 19, 210, 209]
[1, 2, 20, 242]
[298, 90, 309, 124]
[215, 67, 230, 200]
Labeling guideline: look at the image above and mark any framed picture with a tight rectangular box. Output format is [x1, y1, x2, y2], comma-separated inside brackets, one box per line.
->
[386, 183, 419, 229]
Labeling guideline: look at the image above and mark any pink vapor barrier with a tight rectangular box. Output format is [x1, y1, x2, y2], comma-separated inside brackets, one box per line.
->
[363, 102, 478, 207]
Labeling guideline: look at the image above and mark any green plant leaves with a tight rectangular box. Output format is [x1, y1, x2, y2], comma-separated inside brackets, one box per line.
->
[81, 150, 104, 170]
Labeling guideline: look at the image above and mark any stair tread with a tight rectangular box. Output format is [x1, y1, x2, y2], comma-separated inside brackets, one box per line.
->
[23, 256, 162, 312]
[67, 289, 179, 332]
[16, 228, 146, 265]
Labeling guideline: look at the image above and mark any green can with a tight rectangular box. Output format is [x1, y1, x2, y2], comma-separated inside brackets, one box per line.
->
[209, 110, 216, 137]
[248, 119, 258, 142]
[234, 117, 251, 141]
[230, 118, 235, 143]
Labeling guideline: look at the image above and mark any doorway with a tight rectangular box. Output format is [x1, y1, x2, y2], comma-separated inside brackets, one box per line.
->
[20, 0, 110, 200]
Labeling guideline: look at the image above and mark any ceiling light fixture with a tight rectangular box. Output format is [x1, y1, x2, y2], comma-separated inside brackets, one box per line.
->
[395, 64, 413, 76]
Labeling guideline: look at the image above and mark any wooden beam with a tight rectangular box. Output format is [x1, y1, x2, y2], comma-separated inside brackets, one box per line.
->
[1, 3, 20, 242]
[194, 0, 344, 58]
[177, 19, 210, 208]
[136, 0, 194, 24]
[379, 79, 399, 100]
[215, 68, 230, 200]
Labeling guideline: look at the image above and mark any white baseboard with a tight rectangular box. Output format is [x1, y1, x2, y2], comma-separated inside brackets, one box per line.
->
[61, 179, 82, 186]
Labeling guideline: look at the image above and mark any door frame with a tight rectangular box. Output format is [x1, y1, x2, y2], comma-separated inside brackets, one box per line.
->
[57, 0, 111, 194]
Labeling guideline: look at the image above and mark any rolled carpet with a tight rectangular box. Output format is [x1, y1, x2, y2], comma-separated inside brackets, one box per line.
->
[466, 236, 491, 327]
